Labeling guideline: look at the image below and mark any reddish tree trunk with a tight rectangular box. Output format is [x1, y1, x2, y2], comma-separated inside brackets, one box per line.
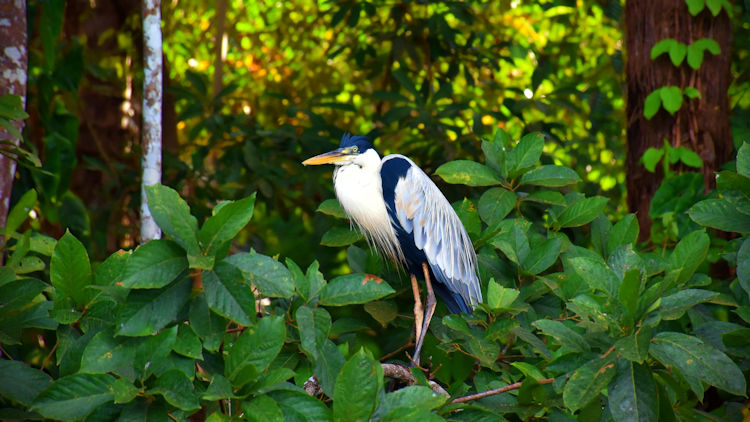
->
[625, 0, 732, 240]
[0, 1, 28, 261]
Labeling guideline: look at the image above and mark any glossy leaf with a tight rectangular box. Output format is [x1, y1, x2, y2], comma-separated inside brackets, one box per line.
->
[225, 252, 295, 298]
[556, 196, 608, 228]
[145, 184, 200, 256]
[487, 279, 520, 310]
[203, 263, 255, 326]
[0, 360, 52, 406]
[225, 316, 285, 387]
[319, 273, 395, 306]
[435, 160, 502, 186]
[120, 239, 188, 289]
[149, 369, 201, 411]
[520, 165, 580, 187]
[532, 319, 590, 352]
[522, 237, 561, 275]
[31, 373, 115, 420]
[478, 187, 516, 226]
[649, 332, 746, 396]
[689, 198, 750, 233]
[316, 198, 347, 219]
[563, 353, 617, 412]
[116, 277, 191, 336]
[80, 330, 135, 374]
[608, 360, 658, 422]
[333, 349, 383, 422]
[198, 193, 256, 257]
[50, 231, 92, 308]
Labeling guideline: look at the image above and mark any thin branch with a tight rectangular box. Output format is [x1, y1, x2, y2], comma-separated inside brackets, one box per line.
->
[451, 377, 554, 404]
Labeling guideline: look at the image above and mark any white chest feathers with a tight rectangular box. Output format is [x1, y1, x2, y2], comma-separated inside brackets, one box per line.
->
[333, 161, 402, 262]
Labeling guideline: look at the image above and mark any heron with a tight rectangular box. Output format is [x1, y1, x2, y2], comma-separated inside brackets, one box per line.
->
[303, 133, 482, 365]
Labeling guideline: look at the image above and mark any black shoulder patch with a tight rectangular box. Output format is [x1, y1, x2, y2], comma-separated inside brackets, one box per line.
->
[381, 157, 411, 208]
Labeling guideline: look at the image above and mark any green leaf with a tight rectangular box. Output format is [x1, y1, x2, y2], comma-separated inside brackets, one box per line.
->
[477, 187, 516, 225]
[269, 390, 331, 421]
[80, 330, 135, 374]
[243, 395, 284, 422]
[641, 147, 664, 172]
[321, 226, 364, 247]
[364, 300, 399, 327]
[569, 257, 618, 296]
[650, 39, 677, 60]
[737, 142, 750, 178]
[296, 305, 332, 360]
[31, 373, 115, 421]
[149, 369, 200, 411]
[376, 385, 447, 418]
[435, 160, 501, 186]
[145, 184, 200, 256]
[738, 237, 750, 294]
[491, 224, 530, 266]
[333, 349, 382, 422]
[668, 42, 687, 66]
[487, 279, 520, 310]
[482, 130, 509, 177]
[682, 86, 701, 100]
[676, 147, 703, 168]
[5, 189, 36, 236]
[189, 294, 225, 353]
[660, 86, 683, 114]
[522, 190, 566, 206]
[659, 289, 719, 320]
[174, 324, 203, 359]
[316, 198, 347, 219]
[116, 277, 191, 336]
[225, 316, 285, 387]
[198, 193, 256, 257]
[649, 332, 746, 396]
[120, 239, 188, 289]
[608, 214, 639, 253]
[225, 252, 295, 298]
[667, 230, 709, 284]
[616, 326, 653, 363]
[203, 375, 234, 401]
[608, 360, 658, 422]
[563, 353, 617, 412]
[532, 319, 590, 352]
[134, 325, 177, 378]
[112, 377, 139, 404]
[511, 132, 545, 172]
[556, 196, 608, 228]
[51, 231, 93, 308]
[522, 237, 561, 275]
[685, 0, 705, 15]
[619, 269, 641, 316]
[520, 165, 580, 187]
[0, 360, 52, 406]
[203, 263, 255, 326]
[319, 273, 395, 306]
[705, 0, 723, 15]
[689, 198, 750, 233]
[643, 90, 662, 119]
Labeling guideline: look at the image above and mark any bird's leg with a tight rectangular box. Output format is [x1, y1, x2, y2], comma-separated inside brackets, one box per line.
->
[412, 262, 437, 367]
[410, 273, 424, 365]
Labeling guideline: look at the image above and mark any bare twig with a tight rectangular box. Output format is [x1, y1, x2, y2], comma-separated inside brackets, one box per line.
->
[451, 377, 554, 404]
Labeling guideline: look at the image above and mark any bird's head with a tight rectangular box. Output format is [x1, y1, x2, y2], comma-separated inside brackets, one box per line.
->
[302, 133, 379, 167]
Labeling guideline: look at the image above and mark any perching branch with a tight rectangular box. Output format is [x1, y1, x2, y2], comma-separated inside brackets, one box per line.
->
[451, 377, 555, 404]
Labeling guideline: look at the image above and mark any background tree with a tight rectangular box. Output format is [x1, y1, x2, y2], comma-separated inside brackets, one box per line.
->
[625, 0, 733, 239]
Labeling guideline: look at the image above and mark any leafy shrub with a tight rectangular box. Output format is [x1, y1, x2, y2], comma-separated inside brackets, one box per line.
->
[0, 132, 747, 421]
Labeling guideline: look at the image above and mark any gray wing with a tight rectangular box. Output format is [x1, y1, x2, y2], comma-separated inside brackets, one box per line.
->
[385, 155, 482, 308]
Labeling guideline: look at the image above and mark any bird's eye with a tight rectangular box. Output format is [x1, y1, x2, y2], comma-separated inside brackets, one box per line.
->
[352, 146, 359, 153]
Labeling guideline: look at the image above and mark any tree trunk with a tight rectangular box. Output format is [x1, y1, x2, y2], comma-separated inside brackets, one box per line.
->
[0, 1, 28, 262]
[625, 0, 732, 240]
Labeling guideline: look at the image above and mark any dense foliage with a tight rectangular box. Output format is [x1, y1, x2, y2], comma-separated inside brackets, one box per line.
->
[1, 132, 749, 421]
[2, 0, 750, 421]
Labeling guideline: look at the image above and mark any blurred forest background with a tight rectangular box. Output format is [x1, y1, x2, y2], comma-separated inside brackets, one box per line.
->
[15, 0, 749, 268]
